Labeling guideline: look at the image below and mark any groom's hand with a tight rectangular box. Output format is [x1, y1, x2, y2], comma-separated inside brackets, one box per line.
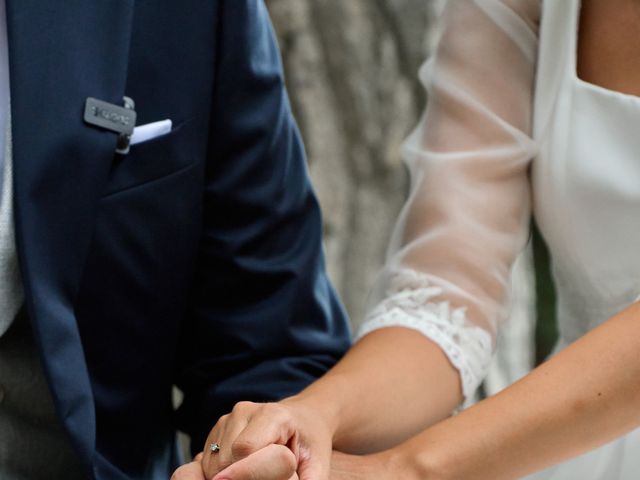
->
[200, 400, 333, 480]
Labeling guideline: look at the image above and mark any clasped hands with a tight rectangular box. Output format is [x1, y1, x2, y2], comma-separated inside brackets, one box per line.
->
[171, 399, 412, 480]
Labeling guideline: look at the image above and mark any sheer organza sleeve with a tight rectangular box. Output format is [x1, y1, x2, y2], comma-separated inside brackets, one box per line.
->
[356, 0, 541, 401]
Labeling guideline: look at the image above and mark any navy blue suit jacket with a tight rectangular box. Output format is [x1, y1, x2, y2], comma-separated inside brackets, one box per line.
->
[6, 1, 351, 478]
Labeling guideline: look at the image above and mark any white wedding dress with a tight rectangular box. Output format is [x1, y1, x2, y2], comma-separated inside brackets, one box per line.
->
[356, 0, 640, 478]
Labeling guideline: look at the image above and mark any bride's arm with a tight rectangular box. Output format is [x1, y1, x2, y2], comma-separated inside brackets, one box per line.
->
[366, 300, 640, 480]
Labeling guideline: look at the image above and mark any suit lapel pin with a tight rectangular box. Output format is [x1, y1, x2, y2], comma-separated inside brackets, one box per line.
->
[83, 96, 137, 154]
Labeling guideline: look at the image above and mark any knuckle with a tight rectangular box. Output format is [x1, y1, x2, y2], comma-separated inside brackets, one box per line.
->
[217, 458, 233, 472]
[231, 438, 257, 459]
[207, 414, 228, 439]
[213, 413, 229, 429]
[204, 456, 230, 477]
[273, 405, 293, 423]
[232, 400, 256, 415]
[274, 445, 297, 471]
[259, 403, 291, 424]
[262, 404, 294, 430]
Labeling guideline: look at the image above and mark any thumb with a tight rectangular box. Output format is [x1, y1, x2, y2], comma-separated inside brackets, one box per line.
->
[296, 438, 332, 480]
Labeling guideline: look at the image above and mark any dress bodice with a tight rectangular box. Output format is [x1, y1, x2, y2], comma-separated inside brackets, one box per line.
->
[532, 0, 640, 347]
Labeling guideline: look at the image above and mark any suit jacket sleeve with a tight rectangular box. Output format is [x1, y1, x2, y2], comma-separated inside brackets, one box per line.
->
[176, 0, 351, 449]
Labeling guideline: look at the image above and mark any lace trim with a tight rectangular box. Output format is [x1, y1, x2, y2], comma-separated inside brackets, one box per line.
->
[356, 270, 493, 401]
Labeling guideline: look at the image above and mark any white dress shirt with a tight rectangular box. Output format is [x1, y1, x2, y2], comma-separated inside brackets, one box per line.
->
[0, 0, 23, 338]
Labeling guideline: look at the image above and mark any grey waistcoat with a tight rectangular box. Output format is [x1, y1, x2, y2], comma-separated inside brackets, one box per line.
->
[0, 119, 86, 478]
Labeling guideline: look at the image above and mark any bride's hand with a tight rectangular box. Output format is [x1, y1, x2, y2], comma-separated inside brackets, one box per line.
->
[201, 399, 333, 480]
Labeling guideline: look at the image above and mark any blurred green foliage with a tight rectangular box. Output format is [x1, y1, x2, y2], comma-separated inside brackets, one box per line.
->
[533, 224, 558, 364]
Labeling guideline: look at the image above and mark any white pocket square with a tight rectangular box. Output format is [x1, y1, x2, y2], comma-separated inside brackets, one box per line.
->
[130, 119, 172, 145]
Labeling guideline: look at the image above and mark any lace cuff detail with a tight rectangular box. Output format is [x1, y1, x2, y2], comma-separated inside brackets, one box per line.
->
[356, 270, 493, 401]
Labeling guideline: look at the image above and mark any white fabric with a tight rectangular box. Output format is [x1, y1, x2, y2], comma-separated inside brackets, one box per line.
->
[357, 0, 640, 477]
[0, 0, 9, 199]
[357, 0, 539, 400]
[0, 118, 22, 338]
[483, 243, 535, 396]
[0, 0, 19, 339]
[130, 119, 172, 146]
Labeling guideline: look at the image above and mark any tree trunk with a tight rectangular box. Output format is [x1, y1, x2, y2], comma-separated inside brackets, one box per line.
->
[267, 0, 439, 327]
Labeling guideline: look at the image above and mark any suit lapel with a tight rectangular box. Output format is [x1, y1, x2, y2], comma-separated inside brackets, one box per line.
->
[6, 0, 135, 466]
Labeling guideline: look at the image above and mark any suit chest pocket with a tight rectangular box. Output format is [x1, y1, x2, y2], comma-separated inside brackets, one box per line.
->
[102, 119, 195, 197]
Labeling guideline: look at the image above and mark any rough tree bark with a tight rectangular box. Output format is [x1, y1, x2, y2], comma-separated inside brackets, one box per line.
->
[267, 0, 440, 328]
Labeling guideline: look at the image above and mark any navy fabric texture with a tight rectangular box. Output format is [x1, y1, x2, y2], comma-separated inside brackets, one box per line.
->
[5, 1, 351, 478]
